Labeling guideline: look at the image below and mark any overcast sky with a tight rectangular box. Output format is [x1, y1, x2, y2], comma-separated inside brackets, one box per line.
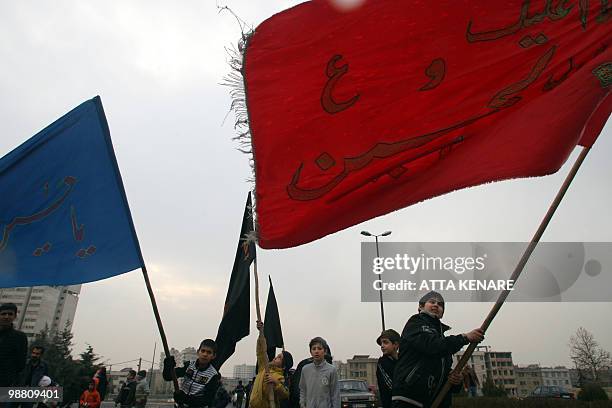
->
[1, 1, 610, 376]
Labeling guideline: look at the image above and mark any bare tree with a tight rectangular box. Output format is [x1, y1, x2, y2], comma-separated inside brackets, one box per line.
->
[569, 327, 611, 383]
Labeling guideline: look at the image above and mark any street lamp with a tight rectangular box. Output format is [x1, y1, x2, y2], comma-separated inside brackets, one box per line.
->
[361, 230, 392, 331]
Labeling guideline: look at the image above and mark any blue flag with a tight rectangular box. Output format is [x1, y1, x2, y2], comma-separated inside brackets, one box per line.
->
[0, 96, 144, 287]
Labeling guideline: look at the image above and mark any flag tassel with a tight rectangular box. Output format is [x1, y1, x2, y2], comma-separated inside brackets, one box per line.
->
[431, 146, 592, 408]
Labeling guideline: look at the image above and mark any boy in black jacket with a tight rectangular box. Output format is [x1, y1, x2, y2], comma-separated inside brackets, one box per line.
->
[391, 292, 484, 408]
[163, 339, 220, 408]
[376, 329, 400, 408]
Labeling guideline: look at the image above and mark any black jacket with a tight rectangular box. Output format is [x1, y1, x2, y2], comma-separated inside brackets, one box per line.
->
[21, 359, 49, 386]
[377, 355, 397, 408]
[115, 380, 137, 406]
[391, 312, 468, 408]
[0, 326, 28, 387]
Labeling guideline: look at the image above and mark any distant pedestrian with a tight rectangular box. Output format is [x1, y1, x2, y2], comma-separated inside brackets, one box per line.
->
[12, 344, 50, 408]
[80, 380, 101, 408]
[391, 291, 484, 408]
[163, 339, 220, 408]
[298, 337, 339, 408]
[376, 329, 400, 408]
[134, 370, 149, 408]
[38, 376, 59, 408]
[115, 370, 137, 408]
[462, 365, 480, 397]
[244, 378, 255, 408]
[0, 303, 28, 387]
[234, 380, 245, 408]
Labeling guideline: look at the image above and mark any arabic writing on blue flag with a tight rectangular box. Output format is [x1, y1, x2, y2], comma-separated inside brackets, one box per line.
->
[0, 96, 144, 287]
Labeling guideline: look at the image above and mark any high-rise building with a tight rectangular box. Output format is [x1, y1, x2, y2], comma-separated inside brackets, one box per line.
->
[233, 364, 256, 380]
[0, 285, 80, 340]
[159, 348, 181, 370]
[180, 347, 197, 363]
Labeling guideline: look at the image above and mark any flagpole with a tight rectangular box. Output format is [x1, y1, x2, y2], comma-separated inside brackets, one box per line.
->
[253, 256, 277, 408]
[141, 265, 180, 392]
[431, 146, 591, 408]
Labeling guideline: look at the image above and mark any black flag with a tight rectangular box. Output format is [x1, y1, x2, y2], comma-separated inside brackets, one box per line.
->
[214, 192, 256, 369]
[264, 276, 284, 361]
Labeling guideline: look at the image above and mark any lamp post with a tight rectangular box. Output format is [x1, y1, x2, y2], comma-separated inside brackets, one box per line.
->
[361, 230, 392, 331]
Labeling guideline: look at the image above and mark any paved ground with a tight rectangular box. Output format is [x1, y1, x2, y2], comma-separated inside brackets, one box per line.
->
[100, 400, 234, 408]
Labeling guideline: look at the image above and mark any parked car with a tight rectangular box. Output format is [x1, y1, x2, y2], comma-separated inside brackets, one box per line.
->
[339, 379, 377, 408]
[528, 385, 575, 399]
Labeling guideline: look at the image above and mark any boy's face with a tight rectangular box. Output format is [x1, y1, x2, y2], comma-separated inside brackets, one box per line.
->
[271, 353, 284, 368]
[420, 298, 444, 318]
[197, 346, 216, 364]
[310, 343, 325, 363]
[379, 338, 399, 356]
[89, 383, 95, 391]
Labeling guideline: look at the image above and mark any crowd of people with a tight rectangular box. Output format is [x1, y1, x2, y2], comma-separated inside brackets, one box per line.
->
[0, 302, 146, 408]
[2, 290, 484, 408]
[161, 290, 484, 408]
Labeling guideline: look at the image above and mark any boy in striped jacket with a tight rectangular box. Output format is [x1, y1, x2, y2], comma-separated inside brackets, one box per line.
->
[164, 339, 221, 408]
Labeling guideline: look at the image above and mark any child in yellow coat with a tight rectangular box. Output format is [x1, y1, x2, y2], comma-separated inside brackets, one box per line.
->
[249, 321, 293, 408]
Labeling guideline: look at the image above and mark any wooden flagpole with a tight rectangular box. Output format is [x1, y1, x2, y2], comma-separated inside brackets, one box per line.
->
[253, 257, 277, 408]
[431, 146, 591, 408]
[141, 265, 180, 392]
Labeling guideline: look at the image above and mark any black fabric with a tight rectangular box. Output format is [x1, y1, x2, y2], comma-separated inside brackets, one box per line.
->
[264, 276, 284, 362]
[0, 326, 28, 387]
[214, 386, 231, 408]
[392, 312, 468, 408]
[377, 355, 397, 408]
[214, 193, 256, 369]
[96, 374, 108, 400]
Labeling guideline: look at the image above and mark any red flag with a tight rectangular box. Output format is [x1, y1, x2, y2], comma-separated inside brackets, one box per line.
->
[243, 0, 611, 249]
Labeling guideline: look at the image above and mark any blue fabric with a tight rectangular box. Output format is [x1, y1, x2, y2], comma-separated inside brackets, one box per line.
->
[0, 96, 144, 287]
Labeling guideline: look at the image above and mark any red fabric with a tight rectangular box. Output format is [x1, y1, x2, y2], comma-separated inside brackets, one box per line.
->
[245, 0, 611, 249]
[80, 390, 101, 408]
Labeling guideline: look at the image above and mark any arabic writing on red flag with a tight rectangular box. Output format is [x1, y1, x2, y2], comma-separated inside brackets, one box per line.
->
[244, 0, 611, 249]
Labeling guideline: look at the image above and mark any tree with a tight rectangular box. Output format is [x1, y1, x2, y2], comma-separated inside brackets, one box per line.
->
[577, 383, 609, 401]
[569, 327, 611, 383]
[79, 344, 100, 373]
